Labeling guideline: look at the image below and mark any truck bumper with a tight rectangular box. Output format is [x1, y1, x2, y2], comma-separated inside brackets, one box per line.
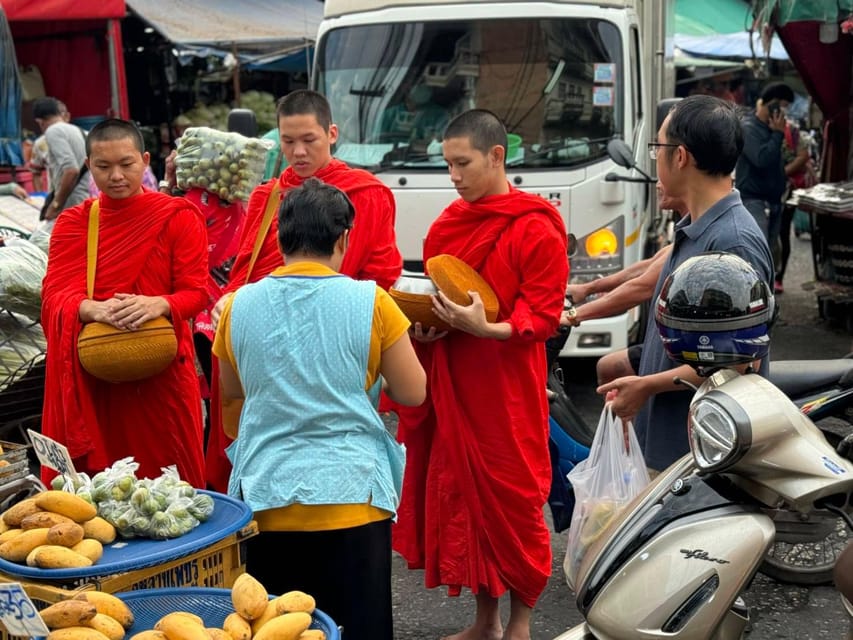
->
[560, 309, 639, 359]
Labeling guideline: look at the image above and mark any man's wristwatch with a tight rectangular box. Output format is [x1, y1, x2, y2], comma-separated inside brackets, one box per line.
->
[158, 180, 172, 193]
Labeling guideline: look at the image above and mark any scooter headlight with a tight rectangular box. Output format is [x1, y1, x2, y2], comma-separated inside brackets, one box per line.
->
[688, 394, 750, 472]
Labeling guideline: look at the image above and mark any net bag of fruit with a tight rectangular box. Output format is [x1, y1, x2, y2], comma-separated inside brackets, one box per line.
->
[175, 127, 273, 203]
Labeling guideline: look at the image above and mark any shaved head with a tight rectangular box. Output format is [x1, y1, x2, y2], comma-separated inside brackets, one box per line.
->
[443, 109, 508, 157]
[86, 119, 146, 156]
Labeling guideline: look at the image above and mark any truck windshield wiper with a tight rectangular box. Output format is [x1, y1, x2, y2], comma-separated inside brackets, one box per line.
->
[517, 136, 618, 163]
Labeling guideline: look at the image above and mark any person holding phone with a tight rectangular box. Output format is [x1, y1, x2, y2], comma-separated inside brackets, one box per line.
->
[734, 82, 794, 284]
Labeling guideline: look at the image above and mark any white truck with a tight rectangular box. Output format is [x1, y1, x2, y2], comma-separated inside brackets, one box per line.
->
[312, 0, 674, 358]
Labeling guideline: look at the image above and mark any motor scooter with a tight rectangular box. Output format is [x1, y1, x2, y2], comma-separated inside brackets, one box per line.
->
[556, 367, 853, 640]
[761, 357, 853, 583]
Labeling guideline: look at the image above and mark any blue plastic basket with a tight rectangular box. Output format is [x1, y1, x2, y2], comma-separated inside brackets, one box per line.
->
[117, 588, 340, 639]
[0, 490, 252, 580]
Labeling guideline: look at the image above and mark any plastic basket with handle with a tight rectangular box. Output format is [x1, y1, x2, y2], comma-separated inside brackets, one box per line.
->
[117, 588, 340, 639]
[0, 440, 31, 487]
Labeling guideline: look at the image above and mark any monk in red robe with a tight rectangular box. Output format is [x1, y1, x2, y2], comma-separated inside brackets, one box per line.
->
[41, 119, 208, 487]
[203, 90, 402, 491]
[393, 110, 568, 640]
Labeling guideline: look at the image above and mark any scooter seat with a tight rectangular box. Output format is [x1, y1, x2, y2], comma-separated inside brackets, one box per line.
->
[768, 359, 853, 397]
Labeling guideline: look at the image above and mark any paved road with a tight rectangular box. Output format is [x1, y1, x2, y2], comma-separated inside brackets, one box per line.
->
[389, 233, 853, 639]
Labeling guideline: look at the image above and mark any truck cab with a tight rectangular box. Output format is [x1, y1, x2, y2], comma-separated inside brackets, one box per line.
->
[313, 0, 673, 358]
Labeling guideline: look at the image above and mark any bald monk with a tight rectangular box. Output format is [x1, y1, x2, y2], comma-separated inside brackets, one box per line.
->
[394, 109, 568, 640]
[204, 89, 402, 491]
[41, 118, 208, 486]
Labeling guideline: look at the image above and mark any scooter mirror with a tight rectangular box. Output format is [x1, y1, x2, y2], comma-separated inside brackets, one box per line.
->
[606, 139, 635, 169]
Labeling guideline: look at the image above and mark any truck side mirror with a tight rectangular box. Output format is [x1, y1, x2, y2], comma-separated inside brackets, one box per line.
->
[227, 109, 258, 138]
[656, 98, 682, 132]
[606, 139, 636, 169]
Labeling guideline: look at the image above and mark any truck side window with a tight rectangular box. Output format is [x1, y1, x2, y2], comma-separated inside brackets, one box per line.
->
[631, 26, 642, 124]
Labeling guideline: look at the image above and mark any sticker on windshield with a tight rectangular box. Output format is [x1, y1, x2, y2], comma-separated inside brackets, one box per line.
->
[594, 63, 616, 83]
[593, 86, 614, 107]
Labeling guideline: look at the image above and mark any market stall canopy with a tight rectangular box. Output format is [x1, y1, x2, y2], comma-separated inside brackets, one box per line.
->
[0, 0, 126, 20]
[675, 31, 788, 59]
[674, 0, 788, 60]
[125, 0, 323, 47]
[4, 0, 129, 122]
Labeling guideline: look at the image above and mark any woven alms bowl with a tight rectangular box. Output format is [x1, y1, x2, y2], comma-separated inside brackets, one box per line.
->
[426, 254, 499, 323]
[77, 316, 178, 383]
[389, 277, 452, 332]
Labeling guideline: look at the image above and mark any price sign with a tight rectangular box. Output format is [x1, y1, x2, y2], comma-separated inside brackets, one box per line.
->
[27, 429, 78, 481]
[0, 583, 49, 637]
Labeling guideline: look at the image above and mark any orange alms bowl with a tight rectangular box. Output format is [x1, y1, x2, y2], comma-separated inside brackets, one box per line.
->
[77, 316, 178, 383]
[426, 254, 499, 323]
[389, 256, 500, 331]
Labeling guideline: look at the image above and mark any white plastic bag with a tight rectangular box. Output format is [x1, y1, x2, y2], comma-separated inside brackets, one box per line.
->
[0, 238, 48, 318]
[563, 403, 649, 589]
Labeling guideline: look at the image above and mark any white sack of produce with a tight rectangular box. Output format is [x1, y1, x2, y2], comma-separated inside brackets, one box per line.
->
[0, 238, 48, 319]
[175, 126, 273, 203]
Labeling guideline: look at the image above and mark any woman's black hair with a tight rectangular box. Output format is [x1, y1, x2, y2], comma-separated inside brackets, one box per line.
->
[278, 178, 355, 257]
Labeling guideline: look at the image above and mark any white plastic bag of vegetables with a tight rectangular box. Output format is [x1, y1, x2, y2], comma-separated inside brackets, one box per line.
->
[52, 457, 215, 540]
[0, 238, 48, 319]
[174, 126, 273, 203]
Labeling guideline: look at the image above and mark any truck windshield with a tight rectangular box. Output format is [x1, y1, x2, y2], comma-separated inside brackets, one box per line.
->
[315, 18, 623, 170]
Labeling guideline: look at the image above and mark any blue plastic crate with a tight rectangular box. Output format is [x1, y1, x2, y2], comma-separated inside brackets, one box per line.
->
[117, 588, 340, 639]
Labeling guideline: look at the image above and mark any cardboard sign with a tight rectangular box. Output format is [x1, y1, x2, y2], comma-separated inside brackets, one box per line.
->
[27, 429, 78, 480]
[0, 583, 50, 637]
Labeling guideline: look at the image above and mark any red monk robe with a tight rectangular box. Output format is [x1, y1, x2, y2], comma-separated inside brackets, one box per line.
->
[204, 158, 402, 491]
[41, 191, 209, 487]
[393, 188, 568, 608]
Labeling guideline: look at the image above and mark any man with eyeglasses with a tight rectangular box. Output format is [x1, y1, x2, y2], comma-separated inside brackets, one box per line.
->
[596, 94, 773, 473]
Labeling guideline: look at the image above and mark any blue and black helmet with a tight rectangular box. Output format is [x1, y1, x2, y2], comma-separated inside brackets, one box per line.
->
[655, 252, 775, 368]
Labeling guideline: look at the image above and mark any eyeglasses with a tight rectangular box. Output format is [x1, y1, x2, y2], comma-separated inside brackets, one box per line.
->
[648, 142, 681, 160]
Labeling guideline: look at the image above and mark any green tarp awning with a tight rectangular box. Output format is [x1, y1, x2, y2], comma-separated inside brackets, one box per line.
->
[675, 0, 754, 35]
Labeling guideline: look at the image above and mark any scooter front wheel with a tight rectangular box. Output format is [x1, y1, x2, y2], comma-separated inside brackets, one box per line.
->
[759, 508, 849, 585]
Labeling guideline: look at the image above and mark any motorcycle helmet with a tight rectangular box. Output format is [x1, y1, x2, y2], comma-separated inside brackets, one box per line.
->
[655, 252, 775, 369]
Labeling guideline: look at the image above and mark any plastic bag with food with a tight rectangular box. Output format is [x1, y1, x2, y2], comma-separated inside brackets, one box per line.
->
[174, 126, 273, 203]
[563, 404, 649, 589]
[0, 238, 48, 319]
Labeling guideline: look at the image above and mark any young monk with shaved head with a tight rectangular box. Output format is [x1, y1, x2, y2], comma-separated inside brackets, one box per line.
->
[41, 118, 208, 487]
[394, 109, 569, 640]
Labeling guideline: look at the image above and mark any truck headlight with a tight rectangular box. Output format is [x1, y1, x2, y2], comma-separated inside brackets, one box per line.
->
[569, 218, 624, 283]
[688, 394, 750, 472]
